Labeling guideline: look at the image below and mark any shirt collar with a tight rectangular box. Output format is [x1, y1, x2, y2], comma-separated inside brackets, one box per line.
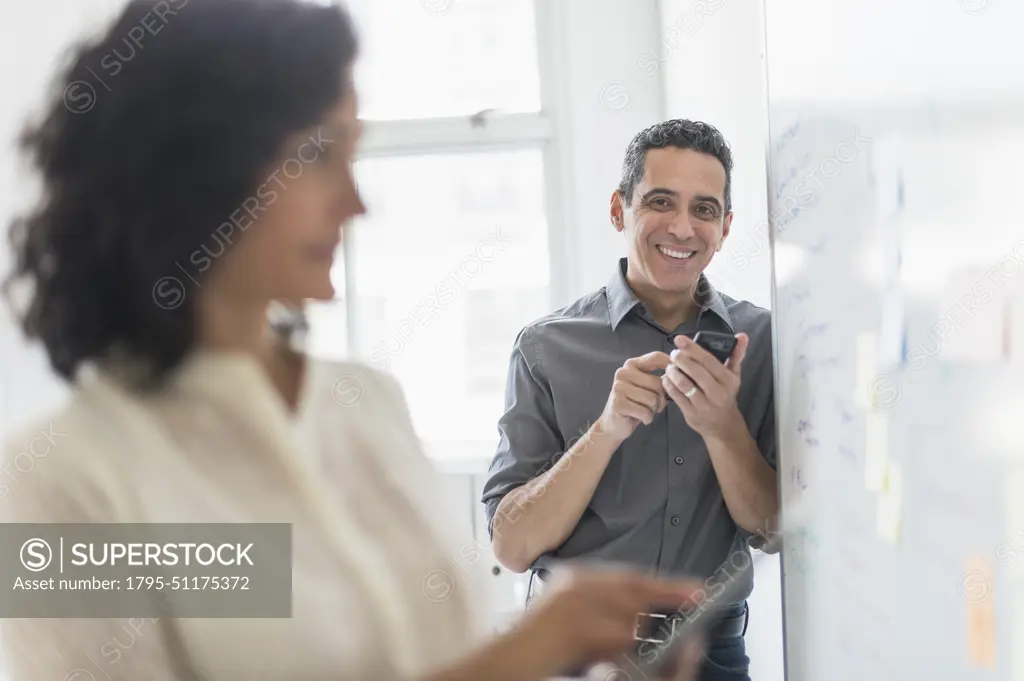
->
[605, 257, 733, 331]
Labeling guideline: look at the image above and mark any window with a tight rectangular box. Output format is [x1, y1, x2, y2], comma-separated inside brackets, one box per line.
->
[307, 1, 560, 460]
[344, 0, 541, 120]
[465, 286, 549, 396]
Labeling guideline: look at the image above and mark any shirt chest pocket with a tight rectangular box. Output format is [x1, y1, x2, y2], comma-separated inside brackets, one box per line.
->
[588, 427, 660, 521]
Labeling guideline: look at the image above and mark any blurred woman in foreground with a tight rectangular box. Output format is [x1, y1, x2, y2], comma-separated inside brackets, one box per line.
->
[1, 1, 704, 679]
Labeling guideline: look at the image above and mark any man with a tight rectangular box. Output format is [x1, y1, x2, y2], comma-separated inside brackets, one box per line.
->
[480, 119, 779, 680]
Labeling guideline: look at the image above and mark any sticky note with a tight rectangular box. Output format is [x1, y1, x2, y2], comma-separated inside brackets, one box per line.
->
[966, 555, 997, 669]
[855, 332, 879, 410]
[875, 461, 902, 545]
[865, 412, 888, 492]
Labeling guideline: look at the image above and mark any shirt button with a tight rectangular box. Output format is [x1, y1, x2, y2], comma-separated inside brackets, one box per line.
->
[674, 456, 684, 465]
[671, 516, 680, 526]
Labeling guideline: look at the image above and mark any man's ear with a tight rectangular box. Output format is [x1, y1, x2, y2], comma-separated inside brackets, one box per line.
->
[610, 190, 627, 232]
[717, 211, 734, 250]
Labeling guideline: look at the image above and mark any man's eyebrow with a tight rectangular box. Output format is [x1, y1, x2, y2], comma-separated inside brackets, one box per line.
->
[639, 187, 680, 201]
[694, 194, 723, 210]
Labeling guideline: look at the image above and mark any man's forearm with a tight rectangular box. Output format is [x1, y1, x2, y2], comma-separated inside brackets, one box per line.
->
[703, 410, 779, 537]
[491, 421, 623, 573]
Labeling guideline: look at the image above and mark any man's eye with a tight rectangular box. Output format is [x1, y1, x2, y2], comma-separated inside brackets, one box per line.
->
[651, 198, 670, 208]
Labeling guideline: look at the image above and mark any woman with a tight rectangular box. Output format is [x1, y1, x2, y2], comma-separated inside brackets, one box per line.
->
[1, 1, 705, 679]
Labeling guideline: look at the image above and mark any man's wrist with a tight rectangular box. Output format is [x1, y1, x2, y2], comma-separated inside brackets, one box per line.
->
[589, 419, 627, 450]
[699, 407, 747, 447]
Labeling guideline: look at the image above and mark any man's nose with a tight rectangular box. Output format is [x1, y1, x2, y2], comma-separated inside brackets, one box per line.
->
[666, 216, 696, 240]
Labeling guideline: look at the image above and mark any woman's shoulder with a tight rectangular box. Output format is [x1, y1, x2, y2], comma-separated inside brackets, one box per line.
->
[0, 388, 120, 522]
[2, 388, 95, 469]
[302, 355, 436, 478]
[304, 356, 407, 414]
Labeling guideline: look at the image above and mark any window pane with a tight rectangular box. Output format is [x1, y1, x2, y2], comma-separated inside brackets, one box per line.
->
[342, 0, 541, 120]
[346, 150, 550, 449]
[305, 252, 349, 361]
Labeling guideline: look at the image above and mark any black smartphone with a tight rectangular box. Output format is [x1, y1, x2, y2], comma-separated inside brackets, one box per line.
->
[692, 331, 737, 364]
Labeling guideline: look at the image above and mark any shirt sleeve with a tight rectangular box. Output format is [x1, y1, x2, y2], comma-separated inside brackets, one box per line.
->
[740, 389, 780, 553]
[480, 327, 564, 540]
[756, 392, 778, 471]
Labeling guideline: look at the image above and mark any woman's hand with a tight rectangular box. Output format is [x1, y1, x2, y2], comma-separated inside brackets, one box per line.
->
[509, 567, 704, 677]
[417, 567, 704, 681]
[587, 636, 706, 681]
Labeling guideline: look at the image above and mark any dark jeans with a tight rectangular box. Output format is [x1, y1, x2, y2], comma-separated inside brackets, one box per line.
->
[695, 601, 750, 681]
[698, 633, 751, 681]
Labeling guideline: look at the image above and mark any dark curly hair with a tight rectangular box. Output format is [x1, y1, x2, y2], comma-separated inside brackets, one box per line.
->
[617, 119, 734, 212]
[3, 0, 358, 387]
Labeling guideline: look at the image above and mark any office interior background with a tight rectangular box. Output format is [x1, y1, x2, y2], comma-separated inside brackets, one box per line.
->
[5, 1, 1021, 680]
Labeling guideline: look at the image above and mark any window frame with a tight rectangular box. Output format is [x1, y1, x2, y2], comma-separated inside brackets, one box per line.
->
[341, 0, 576, 358]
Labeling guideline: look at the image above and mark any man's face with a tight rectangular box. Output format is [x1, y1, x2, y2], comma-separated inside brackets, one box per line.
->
[611, 147, 732, 295]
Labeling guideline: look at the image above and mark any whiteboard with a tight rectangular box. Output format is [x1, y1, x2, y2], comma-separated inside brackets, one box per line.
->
[764, 1, 1024, 680]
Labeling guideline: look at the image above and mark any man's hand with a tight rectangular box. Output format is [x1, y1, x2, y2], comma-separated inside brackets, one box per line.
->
[598, 351, 672, 441]
[662, 333, 748, 438]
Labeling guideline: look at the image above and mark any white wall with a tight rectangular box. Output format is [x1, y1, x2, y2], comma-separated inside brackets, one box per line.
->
[541, 0, 666, 305]
[655, 0, 774, 309]
[656, 2, 783, 681]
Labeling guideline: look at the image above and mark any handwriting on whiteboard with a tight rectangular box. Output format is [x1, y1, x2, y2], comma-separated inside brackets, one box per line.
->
[800, 322, 829, 340]
[774, 150, 814, 198]
[775, 197, 818, 235]
[795, 418, 820, 448]
[790, 465, 808, 491]
[836, 399, 854, 424]
[784, 526, 819, 577]
[781, 284, 811, 313]
[796, 354, 841, 378]
[772, 121, 803, 157]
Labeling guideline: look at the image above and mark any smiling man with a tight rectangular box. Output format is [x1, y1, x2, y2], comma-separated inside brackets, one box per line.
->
[481, 120, 779, 681]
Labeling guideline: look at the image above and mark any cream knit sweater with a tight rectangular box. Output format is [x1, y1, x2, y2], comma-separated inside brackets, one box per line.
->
[0, 351, 485, 681]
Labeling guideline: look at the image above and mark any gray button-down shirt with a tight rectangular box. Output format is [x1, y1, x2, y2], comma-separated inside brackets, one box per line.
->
[481, 258, 776, 603]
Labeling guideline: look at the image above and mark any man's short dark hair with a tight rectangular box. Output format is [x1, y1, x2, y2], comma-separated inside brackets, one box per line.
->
[616, 119, 734, 212]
